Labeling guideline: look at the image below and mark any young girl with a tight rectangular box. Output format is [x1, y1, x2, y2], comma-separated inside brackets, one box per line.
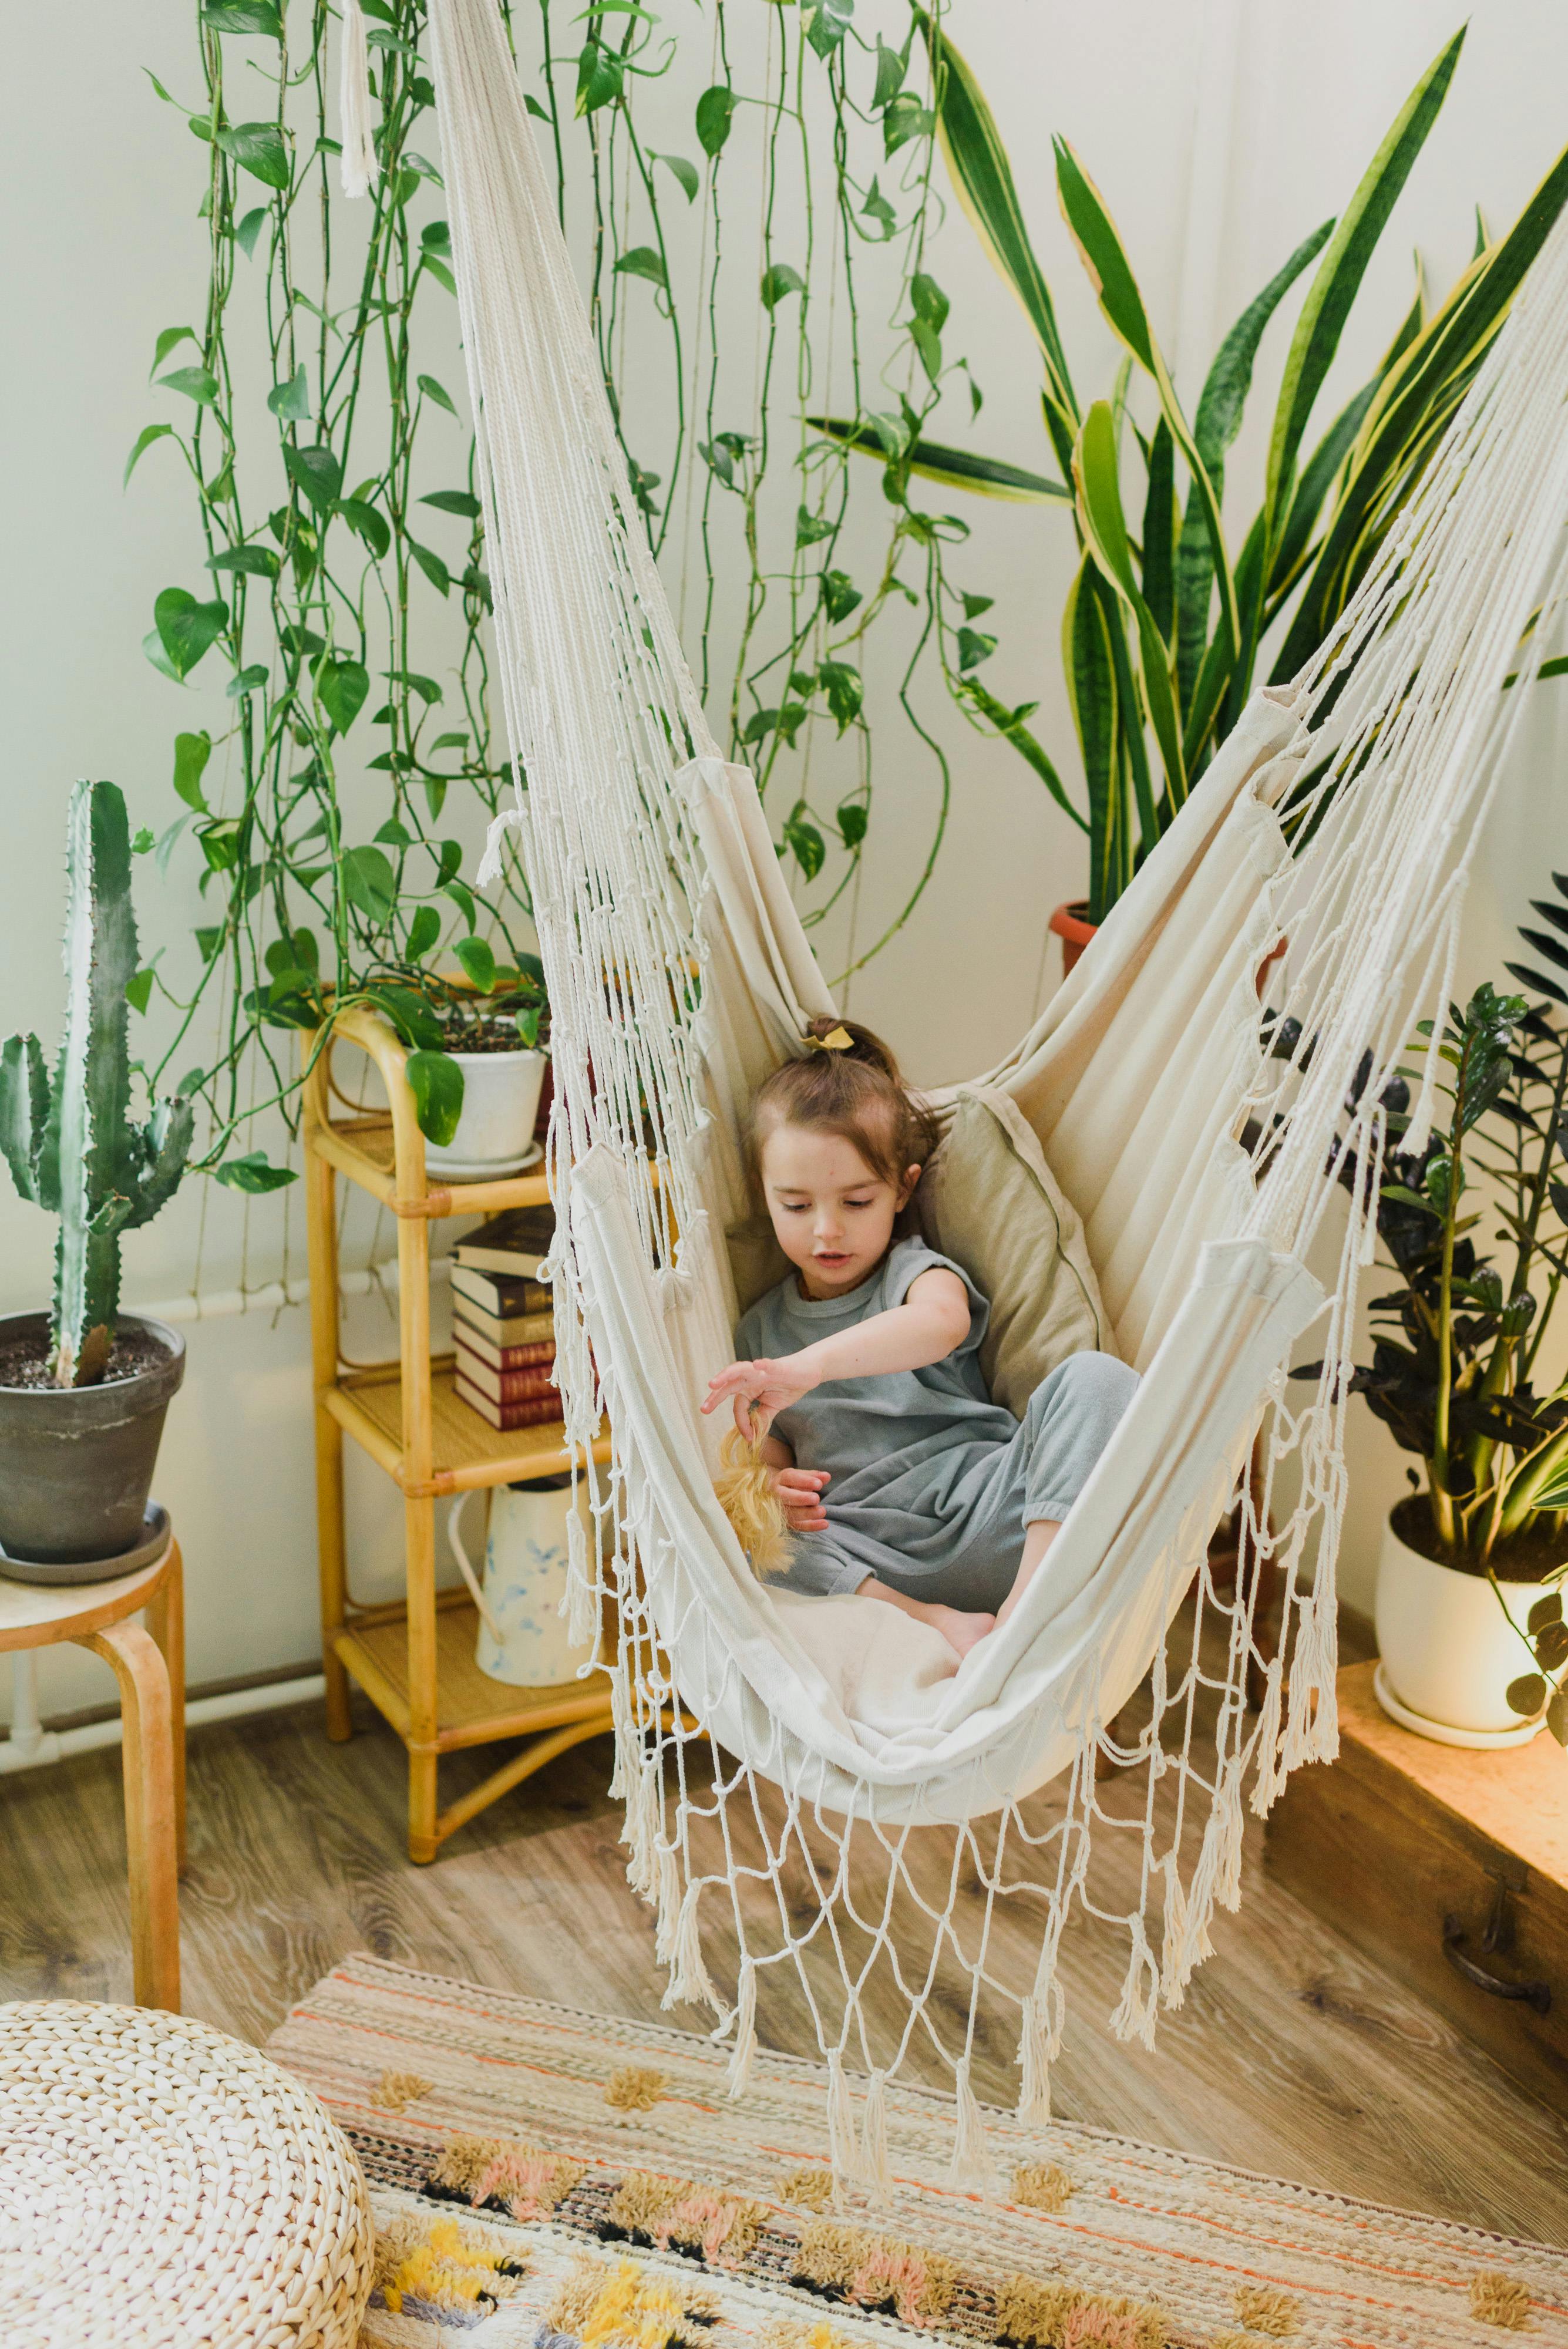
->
[702, 1018, 1139, 1660]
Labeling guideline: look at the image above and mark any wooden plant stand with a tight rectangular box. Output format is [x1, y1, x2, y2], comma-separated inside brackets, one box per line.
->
[302, 1005, 614, 1863]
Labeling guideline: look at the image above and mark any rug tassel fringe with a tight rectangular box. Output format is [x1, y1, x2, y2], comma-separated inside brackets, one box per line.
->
[337, 0, 378, 198]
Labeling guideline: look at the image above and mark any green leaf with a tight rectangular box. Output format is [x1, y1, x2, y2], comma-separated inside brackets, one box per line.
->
[125, 423, 174, 489]
[158, 365, 219, 406]
[810, 415, 1071, 505]
[150, 325, 198, 376]
[202, 1, 283, 34]
[226, 664, 268, 698]
[173, 730, 213, 812]
[214, 1149, 297, 1192]
[955, 627, 995, 672]
[316, 656, 369, 735]
[1054, 138, 1236, 659]
[1264, 29, 1464, 543]
[391, 668, 443, 705]
[651, 151, 698, 203]
[525, 92, 551, 122]
[337, 496, 391, 559]
[405, 904, 442, 961]
[921, 16, 1076, 465]
[817, 659, 863, 732]
[783, 812, 826, 880]
[206, 542, 280, 577]
[1527, 1593, 1564, 1634]
[837, 800, 869, 849]
[284, 442, 343, 513]
[410, 541, 452, 595]
[883, 90, 932, 157]
[131, 830, 156, 857]
[216, 119, 291, 190]
[405, 1049, 465, 1145]
[761, 263, 805, 311]
[1505, 1671, 1548, 1718]
[576, 39, 623, 116]
[443, 879, 476, 931]
[418, 372, 459, 416]
[695, 83, 736, 157]
[803, 0, 852, 62]
[125, 968, 156, 1015]
[235, 206, 268, 259]
[615, 245, 668, 290]
[860, 176, 896, 241]
[266, 363, 311, 420]
[873, 35, 906, 110]
[819, 568, 862, 624]
[342, 843, 396, 923]
[420, 488, 482, 519]
[154, 587, 228, 678]
[453, 934, 497, 992]
[795, 504, 836, 547]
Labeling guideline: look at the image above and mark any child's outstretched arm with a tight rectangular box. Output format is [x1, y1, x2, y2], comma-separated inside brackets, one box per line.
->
[702, 1267, 969, 1438]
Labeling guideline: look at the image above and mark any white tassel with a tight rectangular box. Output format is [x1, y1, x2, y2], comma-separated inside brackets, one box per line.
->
[622, 1762, 658, 1902]
[857, 2069, 891, 2196]
[1248, 1659, 1286, 1819]
[1015, 1993, 1055, 2124]
[653, 1843, 682, 1965]
[337, 0, 378, 199]
[947, 2057, 995, 2192]
[476, 802, 524, 888]
[1108, 1916, 1160, 2051]
[1157, 1851, 1192, 2012]
[1212, 1759, 1247, 1912]
[724, 1959, 757, 2099]
[662, 1879, 720, 2014]
[825, 2052, 859, 2197]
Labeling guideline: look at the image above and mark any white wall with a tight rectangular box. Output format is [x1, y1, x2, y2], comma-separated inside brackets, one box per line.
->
[6, 0, 1568, 1721]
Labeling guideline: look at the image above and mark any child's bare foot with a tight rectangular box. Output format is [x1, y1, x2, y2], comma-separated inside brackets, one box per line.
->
[924, 1604, 996, 1660]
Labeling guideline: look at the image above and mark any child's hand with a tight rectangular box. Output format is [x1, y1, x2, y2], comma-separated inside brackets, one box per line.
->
[773, 1466, 830, 1533]
[702, 1355, 819, 1437]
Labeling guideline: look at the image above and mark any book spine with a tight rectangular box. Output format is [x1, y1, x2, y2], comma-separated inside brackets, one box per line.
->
[467, 1337, 556, 1371]
[453, 1356, 558, 1402]
[455, 1379, 566, 1431]
[451, 1268, 553, 1313]
[452, 1302, 556, 1348]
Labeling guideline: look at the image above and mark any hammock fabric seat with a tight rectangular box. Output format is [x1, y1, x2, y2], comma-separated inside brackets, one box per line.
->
[340, 0, 1568, 2180]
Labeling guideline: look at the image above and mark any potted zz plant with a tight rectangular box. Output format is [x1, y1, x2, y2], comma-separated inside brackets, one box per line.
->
[0, 779, 192, 1580]
[1326, 922, 1568, 1748]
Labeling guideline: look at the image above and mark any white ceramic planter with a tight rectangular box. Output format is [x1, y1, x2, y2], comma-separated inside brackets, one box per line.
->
[423, 1044, 546, 1180]
[1373, 1507, 1564, 1748]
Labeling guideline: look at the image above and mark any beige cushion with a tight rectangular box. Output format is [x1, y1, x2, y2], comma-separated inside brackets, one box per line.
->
[920, 1085, 1114, 1415]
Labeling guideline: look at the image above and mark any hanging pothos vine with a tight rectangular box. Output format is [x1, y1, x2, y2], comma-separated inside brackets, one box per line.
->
[127, 0, 991, 1190]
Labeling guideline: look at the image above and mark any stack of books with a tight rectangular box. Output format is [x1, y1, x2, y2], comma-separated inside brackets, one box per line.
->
[449, 1204, 562, 1431]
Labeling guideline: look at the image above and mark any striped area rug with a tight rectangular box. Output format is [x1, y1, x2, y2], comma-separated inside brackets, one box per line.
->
[268, 1954, 1567, 2349]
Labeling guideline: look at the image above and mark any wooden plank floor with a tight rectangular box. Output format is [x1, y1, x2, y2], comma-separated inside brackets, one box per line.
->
[2, 1675, 1564, 2247]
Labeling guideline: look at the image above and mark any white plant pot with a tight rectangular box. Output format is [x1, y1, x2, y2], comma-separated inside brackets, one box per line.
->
[448, 1480, 598, 1689]
[423, 1045, 546, 1180]
[1373, 1507, 1564, 1749]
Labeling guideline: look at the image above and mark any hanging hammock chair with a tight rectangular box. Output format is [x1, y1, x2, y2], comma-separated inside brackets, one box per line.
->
[346, 0, 1568, 2180]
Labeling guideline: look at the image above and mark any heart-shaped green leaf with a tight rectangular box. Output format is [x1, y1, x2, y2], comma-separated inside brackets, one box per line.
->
[154, 587, 228, 678]
[284, 442, 344, 514]
[317, 655, 369, 735]
[342, 843, 396, 923]
[405, 1049, 465, 1145]
[217, 120, 291, 189]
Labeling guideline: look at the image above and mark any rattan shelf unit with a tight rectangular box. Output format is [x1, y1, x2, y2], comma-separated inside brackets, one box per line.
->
[302, 1004, 613, 1862]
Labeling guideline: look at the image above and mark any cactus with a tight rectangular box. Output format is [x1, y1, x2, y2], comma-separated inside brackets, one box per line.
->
[0, 779, 193, 1386]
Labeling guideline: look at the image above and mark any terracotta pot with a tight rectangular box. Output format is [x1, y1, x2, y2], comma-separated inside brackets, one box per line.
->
[1049, 899, 1096, 977]
[1374, 1501, 1566, 1748]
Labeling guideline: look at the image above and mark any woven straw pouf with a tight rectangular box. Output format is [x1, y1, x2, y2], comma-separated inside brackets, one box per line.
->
[0, 2000, 374, 2349]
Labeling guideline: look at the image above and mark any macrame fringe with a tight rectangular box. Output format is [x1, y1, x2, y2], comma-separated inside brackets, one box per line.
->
[1212, 1758, 1247, 1912]
[653, 1843, 682, 1966]
[476, 803, 524, 889]
[621, 1759, 658, 1903]
[947, 2057, 995, 2193]
[1015, 1990, 1058, 2123]
[1281, 1590, 1338, 1769]
[1248, 1659, 1286, 1818]
[858, 2068, 891, 2195]
[661, 1879, 720, 2015]
[724, 1959, 757, 2100]
[337, 0, 379, 198]
[1108, 1916, 1160, 2051]
[825, 2052, 859, 2196]
[1158, 1851, 1192, 2012]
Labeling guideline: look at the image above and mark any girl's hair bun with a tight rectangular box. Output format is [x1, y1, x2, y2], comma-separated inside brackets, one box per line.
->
[751, 1017, 938, 1201]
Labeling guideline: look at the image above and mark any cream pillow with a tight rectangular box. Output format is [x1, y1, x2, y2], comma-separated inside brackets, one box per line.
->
[921, 1085, 1113, 1415]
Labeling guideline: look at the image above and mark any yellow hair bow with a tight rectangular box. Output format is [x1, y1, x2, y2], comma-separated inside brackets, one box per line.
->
[803, 1025, 854, 1053]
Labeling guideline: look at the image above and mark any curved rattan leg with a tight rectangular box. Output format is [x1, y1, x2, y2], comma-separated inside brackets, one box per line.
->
[83, 1622, 181, 2012]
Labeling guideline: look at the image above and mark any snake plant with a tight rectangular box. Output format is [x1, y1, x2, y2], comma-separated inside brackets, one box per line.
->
[819, 23, 1568, 923]
[0, 780, 193, 1386]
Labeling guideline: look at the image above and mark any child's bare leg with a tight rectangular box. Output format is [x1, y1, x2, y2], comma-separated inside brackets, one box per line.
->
[859, 1576, 995, 1660]
[994, 1517, 1062, 1630]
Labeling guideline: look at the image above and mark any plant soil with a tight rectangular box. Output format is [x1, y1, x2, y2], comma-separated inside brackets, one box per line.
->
[443, 1021, 538, 1056]
[0, 1327, 174, 1393]
[1392, 1491, 1568, 1581]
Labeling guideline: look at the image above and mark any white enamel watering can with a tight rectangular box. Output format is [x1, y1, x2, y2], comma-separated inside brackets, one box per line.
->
[447, 1475, 597, 1687]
